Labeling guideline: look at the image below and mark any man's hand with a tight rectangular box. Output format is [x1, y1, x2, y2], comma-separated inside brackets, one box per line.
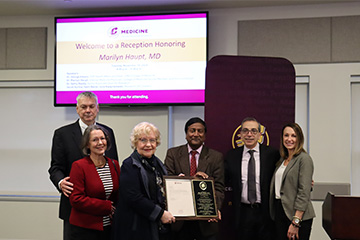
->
[60, 176, 73, 197]
[194, 171, 208, 179]
[208, 210, 221, 222]
[178, 172, 208, 179]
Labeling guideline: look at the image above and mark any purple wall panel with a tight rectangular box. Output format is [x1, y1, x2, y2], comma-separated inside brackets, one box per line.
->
[205, 55, 295, 155]
[204, 55, 295, 240]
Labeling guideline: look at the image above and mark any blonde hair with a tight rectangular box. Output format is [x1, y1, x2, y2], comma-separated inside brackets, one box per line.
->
[130, 122, 161, 149]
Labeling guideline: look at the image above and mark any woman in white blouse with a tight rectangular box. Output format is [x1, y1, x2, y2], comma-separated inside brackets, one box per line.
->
[269, 123, 315, 240]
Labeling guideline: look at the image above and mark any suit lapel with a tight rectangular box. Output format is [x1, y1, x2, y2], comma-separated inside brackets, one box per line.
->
[71, 120, 84, 157]
[180, 145, 209, 175]
[237, 147, 244, 191]
[259, 145, 266, 188]
[282, 155, 298, 182]
[179, 145, 191, 175]
[197, 146, 209, 172]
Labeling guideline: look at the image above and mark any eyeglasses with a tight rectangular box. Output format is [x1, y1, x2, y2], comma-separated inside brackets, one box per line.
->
[139, 138, 157, 145]
[241, 128, 259, 135]
[90, 137, 106, 143]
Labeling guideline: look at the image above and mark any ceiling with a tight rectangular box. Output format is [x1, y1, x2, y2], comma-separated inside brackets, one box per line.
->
[0, 0, 359, 16]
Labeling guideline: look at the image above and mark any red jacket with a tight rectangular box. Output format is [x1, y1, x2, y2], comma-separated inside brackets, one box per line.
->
[69, 156, 120, 231]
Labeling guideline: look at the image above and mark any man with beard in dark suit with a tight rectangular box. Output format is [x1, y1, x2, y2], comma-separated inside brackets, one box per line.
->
[165, 117, 224, 240]
[225, 117, 279, 240]
[48, 92, 118, 240]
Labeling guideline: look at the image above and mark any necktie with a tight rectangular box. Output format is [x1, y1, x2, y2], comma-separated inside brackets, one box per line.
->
[190, 150, 197, 176]
[248, 150, 256, 204]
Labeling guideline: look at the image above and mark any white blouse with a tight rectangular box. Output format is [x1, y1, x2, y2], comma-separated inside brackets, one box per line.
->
[275, 161, 287, 199]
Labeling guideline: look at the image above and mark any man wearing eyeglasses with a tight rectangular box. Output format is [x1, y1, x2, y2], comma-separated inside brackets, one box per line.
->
[225, 117, 280, 240]
[48, 92, 118, 240]
[165, 117, 225, 240]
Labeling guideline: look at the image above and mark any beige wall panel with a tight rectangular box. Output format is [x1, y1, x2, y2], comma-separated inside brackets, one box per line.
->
[0, 29, 5, 69]
[99, 107, 169, 164]
[332, 16, 360, 62]
[294, 63, 355, 184]
[0, 201, 62, 240]
[6, 27, 47, 69]
[238, 18, 331, 64]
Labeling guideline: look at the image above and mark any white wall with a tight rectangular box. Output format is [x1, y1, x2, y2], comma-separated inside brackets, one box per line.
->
[351, 79, 360, 196]
[1, 2, 360, 239]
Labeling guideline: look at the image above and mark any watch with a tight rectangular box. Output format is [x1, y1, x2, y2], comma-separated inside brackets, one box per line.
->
[293, 218, 301, 225]
[292, 216, 302, 227]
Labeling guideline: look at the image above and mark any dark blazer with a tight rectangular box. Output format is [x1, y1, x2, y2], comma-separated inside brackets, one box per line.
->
[69, 156, 120, 231]
[225, 144, 279, 228]
[164, 144, 225, 237]
[269, 151, 315, 221]
[112, 152, 167, 240]
[48, 119, 118, 220]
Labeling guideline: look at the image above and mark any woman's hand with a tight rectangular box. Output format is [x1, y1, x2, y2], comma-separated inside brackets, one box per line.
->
[160, 210, 176, 224]
[288, 210, 303, 239]
[109, 203, 116, 219]
[287, 223, 299, 240]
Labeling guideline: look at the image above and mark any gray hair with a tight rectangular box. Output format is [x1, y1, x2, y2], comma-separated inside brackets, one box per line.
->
[76, 92, 98, 106]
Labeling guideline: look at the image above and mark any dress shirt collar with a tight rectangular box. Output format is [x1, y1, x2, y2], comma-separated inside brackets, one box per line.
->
[187, 144, 203, 155]
[78, 118, 96, 135]
[243, 142, 260, 154]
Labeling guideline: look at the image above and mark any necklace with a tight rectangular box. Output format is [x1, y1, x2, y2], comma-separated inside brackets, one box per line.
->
[284, 156, 292, 166]
[91, 156, 106, 168]
[95, 161, 106, 168]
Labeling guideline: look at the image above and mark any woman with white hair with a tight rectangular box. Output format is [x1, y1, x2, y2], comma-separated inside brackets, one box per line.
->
[112, 122, 175, 240]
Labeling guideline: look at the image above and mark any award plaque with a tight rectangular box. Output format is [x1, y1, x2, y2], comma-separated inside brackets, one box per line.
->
[164, 176, 218, 220]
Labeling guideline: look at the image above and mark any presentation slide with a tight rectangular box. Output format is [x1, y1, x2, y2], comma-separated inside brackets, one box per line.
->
[55, 13, 208, 105]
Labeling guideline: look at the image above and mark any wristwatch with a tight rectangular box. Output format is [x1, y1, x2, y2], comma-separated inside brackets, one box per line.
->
[292, 216, 302, 228]
[293, 218, 301, 225]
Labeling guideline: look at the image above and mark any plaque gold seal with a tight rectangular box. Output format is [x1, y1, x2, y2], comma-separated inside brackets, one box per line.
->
[199, 181, 207, 191]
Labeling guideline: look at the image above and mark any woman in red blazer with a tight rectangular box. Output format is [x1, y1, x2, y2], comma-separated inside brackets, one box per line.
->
[69, 125, 120, 240]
